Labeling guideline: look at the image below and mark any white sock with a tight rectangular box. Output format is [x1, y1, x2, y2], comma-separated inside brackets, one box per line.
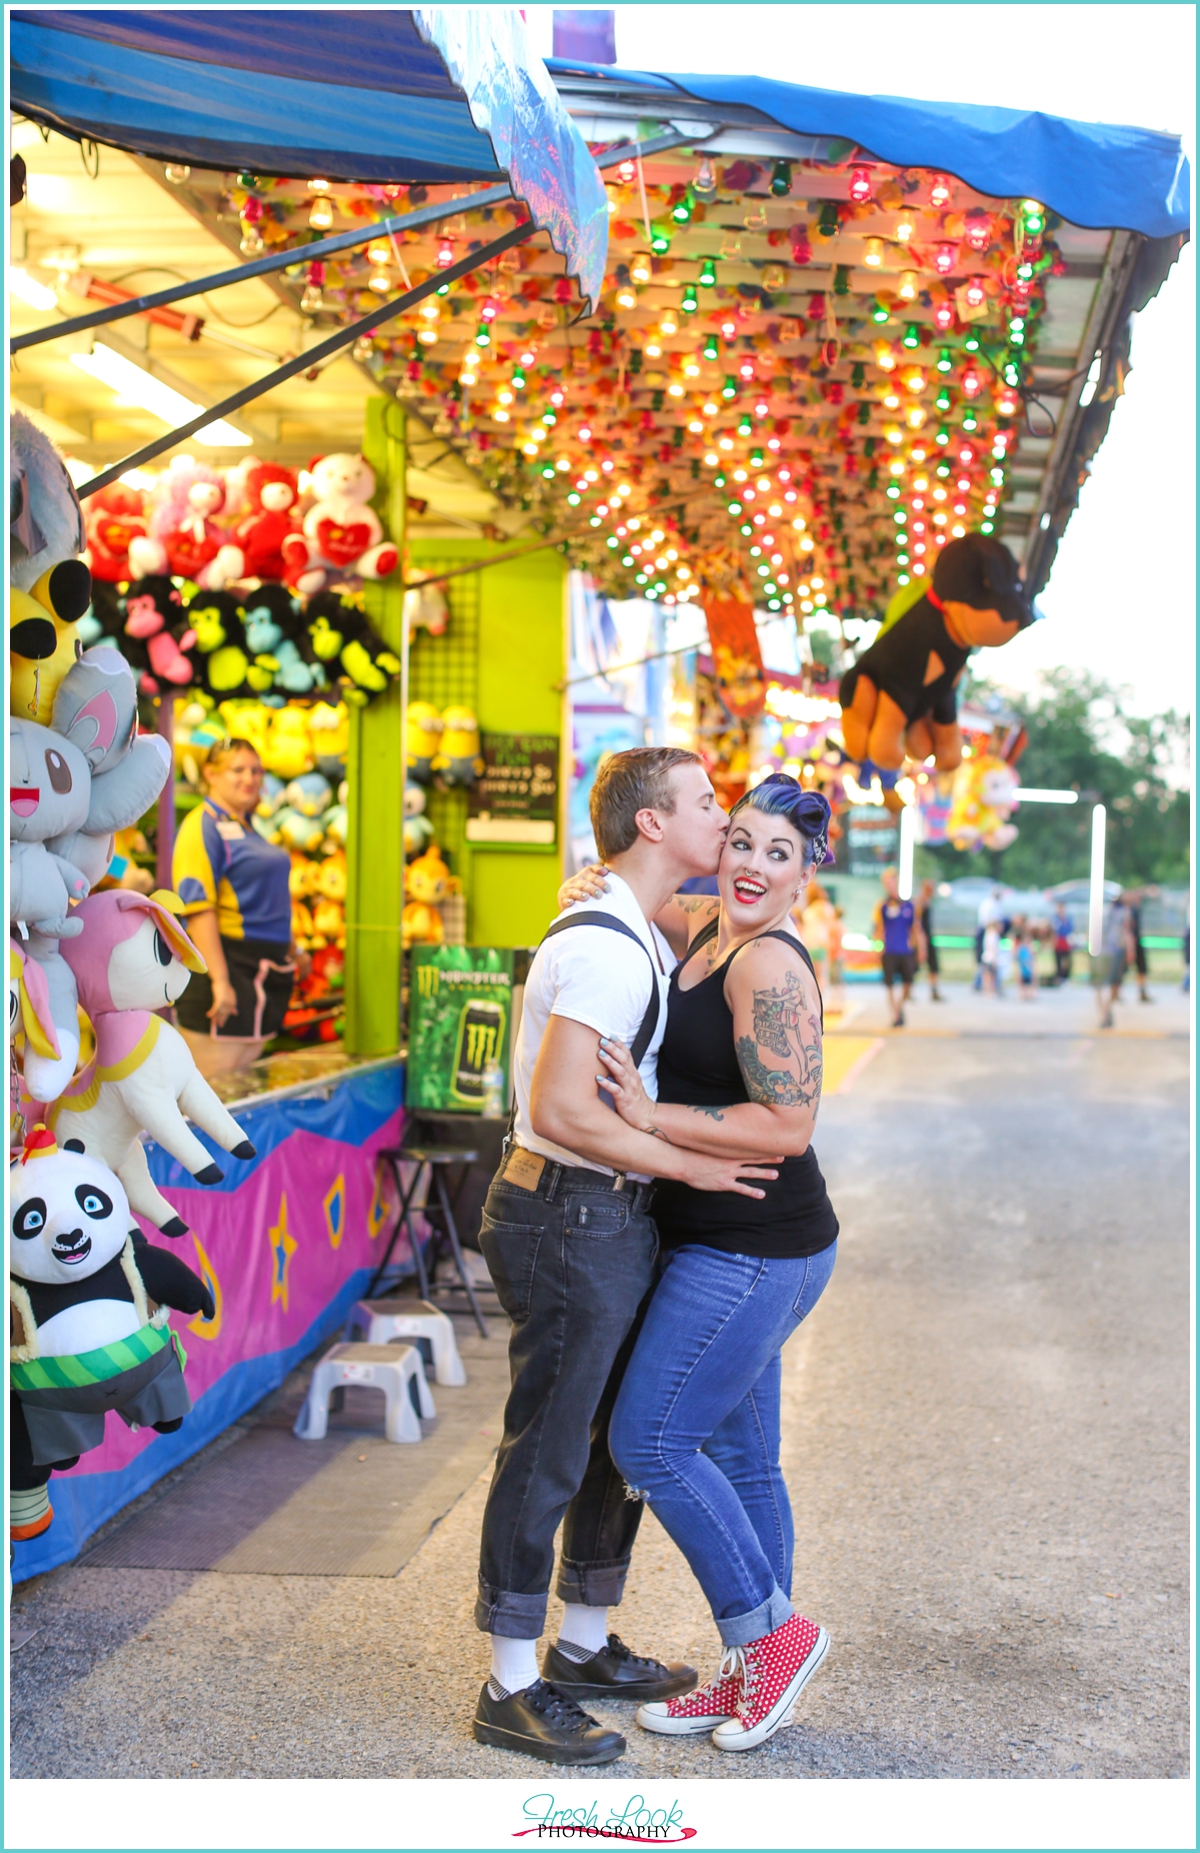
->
[488, 1635, 540, 1699]
[557, 1603, 610, 1659]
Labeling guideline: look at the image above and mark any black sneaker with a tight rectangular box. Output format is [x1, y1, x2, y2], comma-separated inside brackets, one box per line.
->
[542, 1633, 697, 1702]
[473, 1678, 626, 1765]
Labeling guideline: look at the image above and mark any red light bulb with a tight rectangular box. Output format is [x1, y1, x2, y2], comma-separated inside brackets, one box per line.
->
[929, 174, 952, 209]
[934, 242, 958, 276]
[933, 301, 954, 332]
[849, 165, 873, 204]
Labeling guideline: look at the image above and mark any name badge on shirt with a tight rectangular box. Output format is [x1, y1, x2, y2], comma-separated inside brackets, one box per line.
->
[502, 1148, 546, 1191]
[215, 820, 245, 842]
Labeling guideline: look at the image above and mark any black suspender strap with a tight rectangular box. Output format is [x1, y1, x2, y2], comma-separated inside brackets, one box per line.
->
[540, 911, 664, 1068]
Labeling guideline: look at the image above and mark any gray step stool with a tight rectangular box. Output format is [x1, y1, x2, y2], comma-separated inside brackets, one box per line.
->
[294, 1343, 435, 1445]
[346, 1299, 467, 1386]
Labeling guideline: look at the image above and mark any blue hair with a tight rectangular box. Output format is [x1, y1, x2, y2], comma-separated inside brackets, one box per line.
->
[729, 773, 831, 867]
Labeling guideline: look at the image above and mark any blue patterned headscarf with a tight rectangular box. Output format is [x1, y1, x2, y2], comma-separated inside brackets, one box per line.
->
[729, 774, 831, 867]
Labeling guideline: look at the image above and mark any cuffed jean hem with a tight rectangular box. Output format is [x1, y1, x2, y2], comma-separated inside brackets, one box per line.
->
[555, 1557, 632, 1608]
[716, 1582, 793, 1648]
[475, 1584, 550, 1640]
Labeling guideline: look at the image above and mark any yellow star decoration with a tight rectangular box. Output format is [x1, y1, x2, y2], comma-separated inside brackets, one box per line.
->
[367, 1167, 389, 1242]
[188, 1234, 223, 1341]
[323, 1173, 346, 1251]
[268, 1194, 298, 1312]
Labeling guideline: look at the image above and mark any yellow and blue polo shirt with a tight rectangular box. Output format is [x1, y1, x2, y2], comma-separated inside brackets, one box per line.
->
[173, 798, 292, 945]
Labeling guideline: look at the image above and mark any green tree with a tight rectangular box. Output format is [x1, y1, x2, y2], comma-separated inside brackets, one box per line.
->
[919, 669, 1190, 888]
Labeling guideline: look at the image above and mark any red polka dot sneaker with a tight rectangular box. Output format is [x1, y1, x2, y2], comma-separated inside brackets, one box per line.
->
[711, 1614, 829, 1752]
[636, 1652, 744, 1736]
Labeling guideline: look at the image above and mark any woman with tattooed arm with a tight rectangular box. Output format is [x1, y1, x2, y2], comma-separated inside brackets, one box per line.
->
[557, 774, 837, 1753]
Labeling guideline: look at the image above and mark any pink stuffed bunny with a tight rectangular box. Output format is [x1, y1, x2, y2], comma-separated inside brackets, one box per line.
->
[53, 892, 257, 1236]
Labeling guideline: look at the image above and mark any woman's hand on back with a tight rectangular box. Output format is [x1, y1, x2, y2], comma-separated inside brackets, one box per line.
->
[557, 864, 610, 911]
[595, 1035, 656, 1131]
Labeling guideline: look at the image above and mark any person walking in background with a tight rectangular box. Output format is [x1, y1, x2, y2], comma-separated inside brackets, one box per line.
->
[975, 885, 1005, 992]
[873, 867, 922, 1028]
[980, 915, 1002, 995]
[1014, 917, 1037, 1001]
[916, 878, 945, 1002]
[1095, 891, 1136, 1031]
[1050, 897, 1074, 986]
[1121, 887, 1156, 1003]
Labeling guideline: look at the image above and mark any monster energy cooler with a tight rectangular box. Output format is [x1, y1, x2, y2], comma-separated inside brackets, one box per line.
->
[453, 1000, 506, 1101]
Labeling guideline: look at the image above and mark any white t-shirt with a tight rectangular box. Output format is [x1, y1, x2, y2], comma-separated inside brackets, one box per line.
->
[513, 872, 673, 1177]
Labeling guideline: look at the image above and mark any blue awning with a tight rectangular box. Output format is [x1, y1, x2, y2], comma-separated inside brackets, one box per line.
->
[547, 58, 1190, 239]
[10, 7, 609, 308]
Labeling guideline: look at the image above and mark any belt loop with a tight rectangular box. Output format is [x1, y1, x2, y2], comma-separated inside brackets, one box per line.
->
[612, 1172, 626, 1193]
[545, 1161, 560, 1203]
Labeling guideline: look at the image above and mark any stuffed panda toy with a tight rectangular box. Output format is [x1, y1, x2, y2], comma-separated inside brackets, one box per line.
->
[9, 1124, 214, 1543]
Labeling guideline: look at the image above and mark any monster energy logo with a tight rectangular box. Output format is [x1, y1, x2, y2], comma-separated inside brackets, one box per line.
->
[465, 1021, 498, 1069]
[416, 964, 439, 998]
[454, 1000, 506, 1100]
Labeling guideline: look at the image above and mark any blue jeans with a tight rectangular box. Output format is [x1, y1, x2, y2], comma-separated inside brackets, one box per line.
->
[609, 1240, 837, 1647]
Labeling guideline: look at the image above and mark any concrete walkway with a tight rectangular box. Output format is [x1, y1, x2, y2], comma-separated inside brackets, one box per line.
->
[10, 984, 1190, 1780]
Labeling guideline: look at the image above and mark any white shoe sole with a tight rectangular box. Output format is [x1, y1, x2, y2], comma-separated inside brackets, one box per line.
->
[636, 1702, 733, 1737]
[711, 1627, 830, 1751]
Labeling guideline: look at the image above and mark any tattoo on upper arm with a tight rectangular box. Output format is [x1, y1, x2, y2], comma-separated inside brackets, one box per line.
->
[736, 968, 823, 1109]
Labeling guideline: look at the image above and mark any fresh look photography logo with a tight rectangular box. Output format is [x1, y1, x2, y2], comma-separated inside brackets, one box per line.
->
[514, 1793, 697, 1843]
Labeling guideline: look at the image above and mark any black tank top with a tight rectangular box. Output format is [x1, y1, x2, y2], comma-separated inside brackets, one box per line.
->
[652, 921, 839, 1259]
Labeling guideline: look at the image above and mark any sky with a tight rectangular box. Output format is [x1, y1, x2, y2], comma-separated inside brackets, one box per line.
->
[526, 4, 1196, 720]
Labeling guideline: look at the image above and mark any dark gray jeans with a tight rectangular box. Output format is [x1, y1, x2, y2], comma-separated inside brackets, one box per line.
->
[475, 1156, 658, 1639]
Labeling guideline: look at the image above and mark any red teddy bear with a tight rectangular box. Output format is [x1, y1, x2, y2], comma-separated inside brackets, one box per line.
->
[83, 483, 150, 583]
[236, 462, 302, 584]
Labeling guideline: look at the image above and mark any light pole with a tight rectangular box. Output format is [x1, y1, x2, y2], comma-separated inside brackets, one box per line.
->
[1088, 804, 1107, 957]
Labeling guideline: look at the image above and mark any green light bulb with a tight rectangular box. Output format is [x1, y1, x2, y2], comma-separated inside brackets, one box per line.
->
[699, 258, 717, 288]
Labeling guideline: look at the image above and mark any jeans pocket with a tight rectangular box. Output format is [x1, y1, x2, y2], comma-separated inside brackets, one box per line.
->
[792, 1241, 837, 1322]
[479, 1211, 544, 1322]
[564, 1192, 630, 1239]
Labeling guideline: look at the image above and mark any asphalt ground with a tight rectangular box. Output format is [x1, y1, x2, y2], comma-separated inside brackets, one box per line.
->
[9, 981, 1190, 1782]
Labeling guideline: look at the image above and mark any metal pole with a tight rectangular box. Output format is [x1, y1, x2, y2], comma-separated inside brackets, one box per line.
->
[154, 695, 175, 893]
[13, 130, 698, 355]
[74, 217, 533, 499]
[897, 802, 915, 901]
[1088, 803, 1106, 957]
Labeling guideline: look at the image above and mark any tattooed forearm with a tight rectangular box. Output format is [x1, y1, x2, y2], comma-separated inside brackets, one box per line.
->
[687, 1104, 726, 1122]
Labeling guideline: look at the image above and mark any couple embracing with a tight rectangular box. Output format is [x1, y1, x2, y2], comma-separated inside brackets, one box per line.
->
[472, 748, 838, 1765]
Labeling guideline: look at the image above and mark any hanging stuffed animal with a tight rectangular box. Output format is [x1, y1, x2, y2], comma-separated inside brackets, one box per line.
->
[433, 705, 483, 788]
[184, 589, 252, 699]
[9, 717, 92, 937]
[946, 749, 1020, 852]
[10, 560, 93, 727]
[9, 939, 75, 1110]
[405, 701, 444, 785]
[46, 645, 173, 892]
[403, 581, 449, 639]
[404, 783, 435, 860]
[10, 410, 86, 596]
[304, 590, 401, 701]
[308, 700, 349, 780]
[9, 1124, 214, 1543]
[139, 460, 244, 588]
[281, 453, 399, 594]
[838, 534, 1034, 773]
[52, 892, 257, 1237]
[120, 574, 195, 695]
[262, 705, 315, 781]
[240, 584, 324, 698]
[402, 844, 450, 946]
[82, 482, 150, 584]
[235, 461, 301, 584]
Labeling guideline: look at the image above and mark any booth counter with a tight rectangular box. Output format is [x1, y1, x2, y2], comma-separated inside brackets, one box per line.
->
[13, 1056, 408, 1582]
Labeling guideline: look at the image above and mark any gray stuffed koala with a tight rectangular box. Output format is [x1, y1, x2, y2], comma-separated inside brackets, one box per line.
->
[9, 722, 91, 937]
[47, 647, 172, 889]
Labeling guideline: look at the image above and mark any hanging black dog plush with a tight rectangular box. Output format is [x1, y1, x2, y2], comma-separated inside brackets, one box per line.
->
[9, 1124, 214, 1542]
[839, 533, 1034, 772]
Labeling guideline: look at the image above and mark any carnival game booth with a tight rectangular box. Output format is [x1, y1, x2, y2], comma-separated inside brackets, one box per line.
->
[8, 6, 601, 1578]
[8, 11, 1190, 1578]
